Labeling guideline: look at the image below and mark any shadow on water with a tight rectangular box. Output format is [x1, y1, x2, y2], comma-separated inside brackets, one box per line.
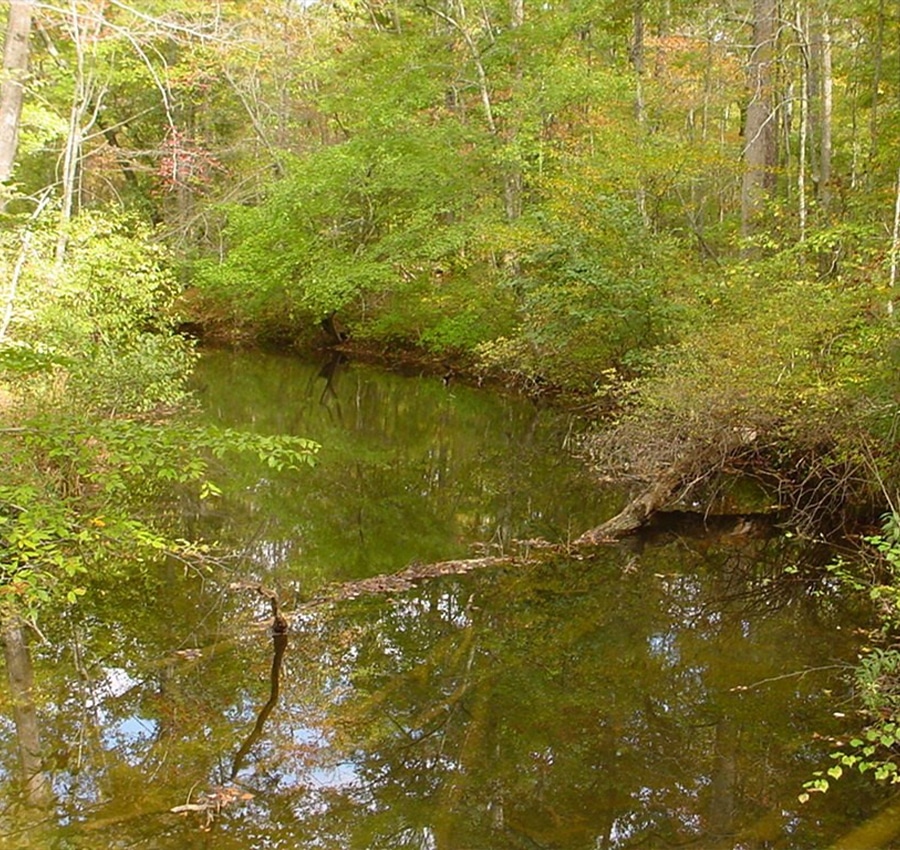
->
[0, 351, 894, 848]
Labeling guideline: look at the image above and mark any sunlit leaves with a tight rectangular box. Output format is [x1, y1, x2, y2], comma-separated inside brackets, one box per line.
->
[0, 415, 319, 616]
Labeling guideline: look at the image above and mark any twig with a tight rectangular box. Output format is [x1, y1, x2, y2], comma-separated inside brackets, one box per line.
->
[730, 664, 850, 692]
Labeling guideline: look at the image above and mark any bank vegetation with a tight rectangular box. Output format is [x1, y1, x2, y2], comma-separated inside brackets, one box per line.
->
[1, 0, 900, 647]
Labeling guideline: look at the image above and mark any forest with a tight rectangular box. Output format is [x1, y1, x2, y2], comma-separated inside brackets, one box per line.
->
[4, 0, 900, 843]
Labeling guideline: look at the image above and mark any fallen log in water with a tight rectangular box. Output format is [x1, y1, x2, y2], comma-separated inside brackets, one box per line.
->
[575, 428, 764, 544]
[306, 554, 520, 604]
[575, 463, 691, 544]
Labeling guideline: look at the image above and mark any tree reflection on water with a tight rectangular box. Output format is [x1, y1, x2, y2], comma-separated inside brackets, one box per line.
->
[0, 536, 888, 849]
[0, 354, 889, 847]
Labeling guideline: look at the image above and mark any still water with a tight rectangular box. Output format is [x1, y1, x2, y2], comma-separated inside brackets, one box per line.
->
[0, 351, 892, 848]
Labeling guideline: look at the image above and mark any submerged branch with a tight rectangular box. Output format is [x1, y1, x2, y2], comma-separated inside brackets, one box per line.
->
[303, 554, 520, 606]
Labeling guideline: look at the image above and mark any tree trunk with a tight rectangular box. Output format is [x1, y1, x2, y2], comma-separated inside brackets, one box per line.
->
[631, 0, 650, 228]
[509, 0, 523, 29]
[869, 0, 884, 174]
[888, 166, 900, 317]
[502, 0, 523, 222]
[0, 0, 34, 185]
[816, 7, 837, 276]
[2, 617, 52, 806]
[56, 4, 106, 264]
[818, 9, 833, 214]
[575, 461, 691, 543]
[741, 0, 778, 241]
[575, 429, 761, 543]
[797, 4, 810, 243]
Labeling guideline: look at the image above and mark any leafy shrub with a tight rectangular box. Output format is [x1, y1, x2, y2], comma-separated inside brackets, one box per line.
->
[801, 515, 900, 800]
[3, 210, 196, 414]
[0, 207, 320, 620]
[582, 239, 899, 530]
[0, 413, 319, 618]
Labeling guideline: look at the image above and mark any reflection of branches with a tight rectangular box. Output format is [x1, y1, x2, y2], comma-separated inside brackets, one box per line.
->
[231, 631, 288, 779]
[729, 664, 851, 693]
[312, 352, 346, 423]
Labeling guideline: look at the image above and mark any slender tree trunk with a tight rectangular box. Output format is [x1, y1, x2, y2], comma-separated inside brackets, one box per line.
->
[0, 0, 34, 185]
[850, 58, 860, 190]
[2, 617, 52, 807]
[0, 188, 51, 344]
[502, 0, 523, 222]
[741, 0, 778, 241]
[56, 2, 105, 264]
[509, 0, 523, 28]
[888, 166, 900, 317]
[631, 0, 650, 228]
[869, 0, 884, 174]
[815, 6, 837, 275]
[818, 9, 833, 214]
[797, 5, 809, 243]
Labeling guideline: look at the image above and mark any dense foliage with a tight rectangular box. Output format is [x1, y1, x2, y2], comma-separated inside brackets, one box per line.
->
[4, 0, 879, 525]
[0, 210, 318, 619]
[5, 0, 900, 820]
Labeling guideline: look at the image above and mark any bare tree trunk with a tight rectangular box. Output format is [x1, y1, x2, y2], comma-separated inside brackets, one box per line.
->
[502, 0, 523, 222]
[431, 0, 497, 134]
[0, 0, 34, 185]
[818, 9, 832, 214]
[56, 2, 106, 264]
[869, 0, 884, 174]
[509, 0, 523, 28]
[796, 4, 809, 243]
[0, 188, 51, 344]
[575, 460, 691, 543]
[741, 0, 778, 241]
[814, 6, 837, 276]
[888, 166, 900, 317]
[631, 0, 650, 228]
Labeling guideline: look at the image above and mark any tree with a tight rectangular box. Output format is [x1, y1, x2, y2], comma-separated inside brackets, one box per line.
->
[741, 0, 778, 239]
[0, 0, 34, 186]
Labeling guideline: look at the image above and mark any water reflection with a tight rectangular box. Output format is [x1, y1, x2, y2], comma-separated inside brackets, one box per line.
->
[231, 631, 288, 780]
[0, 535, 886, 848]
[0, 354, 890, 847]
[2, 618, 52, 809]
[187, 350, 615, 584]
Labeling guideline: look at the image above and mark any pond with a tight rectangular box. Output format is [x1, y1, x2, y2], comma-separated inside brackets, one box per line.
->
[0, 350, 893, 849]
